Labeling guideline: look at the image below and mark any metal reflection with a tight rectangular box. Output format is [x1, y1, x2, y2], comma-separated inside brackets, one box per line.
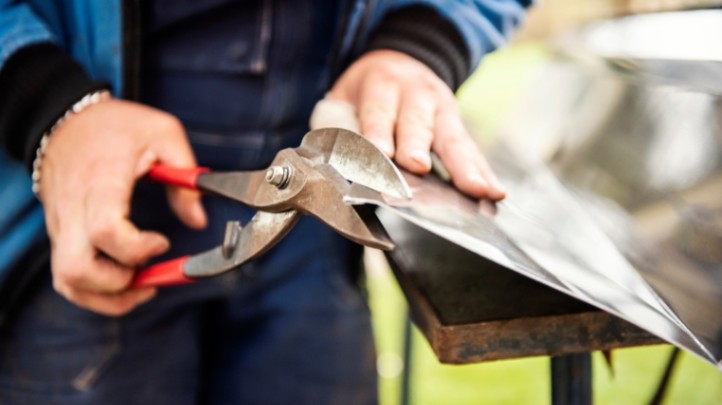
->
[352, 10, 722, 369]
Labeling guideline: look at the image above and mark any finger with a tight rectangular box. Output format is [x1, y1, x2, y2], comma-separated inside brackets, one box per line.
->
[433, 109, 505, 200]
[85, 171, 170, 267]
[394, 89, 436, 173]
[53, 220, 140, 293]
[357, 77, 400, 157]
[166, 187, 207, 229]
[309, 98, 361, 132]
[473, 152, 507, 201]
[62, 255, 138, 293]
[58, 285, 156, 317]
[150, 114, 196, 168]
[148, 115, 208, 229]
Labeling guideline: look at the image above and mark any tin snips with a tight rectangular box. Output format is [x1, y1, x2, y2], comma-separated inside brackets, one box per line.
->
[131, 128, 411, 288]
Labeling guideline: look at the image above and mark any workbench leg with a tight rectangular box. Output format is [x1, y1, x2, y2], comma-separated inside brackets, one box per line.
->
[400, 313, 413, 405]
[551, 353, 592, 405]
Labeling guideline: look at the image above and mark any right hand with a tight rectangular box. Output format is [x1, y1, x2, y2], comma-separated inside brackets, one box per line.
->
[38, 98, 207, 316]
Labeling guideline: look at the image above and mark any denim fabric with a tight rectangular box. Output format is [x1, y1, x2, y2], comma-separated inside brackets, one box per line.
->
[0, 150, 45, 284]
[0, 0, 529, 402]
[141, 0, 343, 168]
[0, 0, 531, 285]
[0, 2, 377, 403]
[0, 0, 123, 93]
[0, 214, 375, 404]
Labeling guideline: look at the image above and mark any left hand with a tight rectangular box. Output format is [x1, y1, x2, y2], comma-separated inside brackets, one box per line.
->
[327, 49, 506, 201]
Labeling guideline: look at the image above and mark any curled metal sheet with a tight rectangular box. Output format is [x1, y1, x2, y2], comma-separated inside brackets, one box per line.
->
[349, 10, 722, 369]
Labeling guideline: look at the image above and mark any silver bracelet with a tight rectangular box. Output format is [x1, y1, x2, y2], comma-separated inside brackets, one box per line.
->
[31, 89, 111, 197]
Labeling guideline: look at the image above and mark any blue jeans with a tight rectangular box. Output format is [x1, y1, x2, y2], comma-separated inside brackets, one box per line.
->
[0, 194, 376, 404]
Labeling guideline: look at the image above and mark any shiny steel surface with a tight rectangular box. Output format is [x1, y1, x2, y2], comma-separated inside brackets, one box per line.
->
[355, 11, 722, 369]
[298, 127, 412, 200]
[569, 10, 722, 62]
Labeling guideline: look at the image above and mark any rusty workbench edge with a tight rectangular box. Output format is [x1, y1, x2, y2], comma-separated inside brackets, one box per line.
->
[385, 251, 664, 364]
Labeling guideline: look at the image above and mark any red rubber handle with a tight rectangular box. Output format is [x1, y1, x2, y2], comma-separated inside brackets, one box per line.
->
[131, 256, 195, 288]
[147, 163, 210, 190]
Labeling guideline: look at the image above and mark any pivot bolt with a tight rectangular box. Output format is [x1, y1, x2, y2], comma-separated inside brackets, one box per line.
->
[265, 165, 292, 189]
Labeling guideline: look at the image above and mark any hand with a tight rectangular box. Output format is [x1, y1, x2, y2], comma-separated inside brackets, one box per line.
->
[328, 50, 506, 200]
[39, 98, 207, 316]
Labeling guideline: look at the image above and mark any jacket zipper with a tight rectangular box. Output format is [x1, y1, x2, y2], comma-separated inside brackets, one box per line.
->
[122, 0, 143, 100]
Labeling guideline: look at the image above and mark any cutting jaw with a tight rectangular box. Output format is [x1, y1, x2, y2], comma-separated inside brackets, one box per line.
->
[298, 128, 412, 200]
[181, 128, 412, 278]
[132, 128, 412, 286]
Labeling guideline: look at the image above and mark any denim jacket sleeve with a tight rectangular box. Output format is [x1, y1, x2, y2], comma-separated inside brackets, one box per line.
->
[0, 1, 108, 167]
[370, 0, 531, 72]
[0, 1, 55, 69]
[0, 2, 52, 278]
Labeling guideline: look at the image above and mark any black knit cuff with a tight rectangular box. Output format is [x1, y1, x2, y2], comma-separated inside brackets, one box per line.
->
[365, 6, 471, 90]
[0, 42, 109, 170]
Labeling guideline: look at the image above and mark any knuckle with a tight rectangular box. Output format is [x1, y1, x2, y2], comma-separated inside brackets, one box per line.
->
[373, 63, 405, 80]
[124, 250, 148, 267]
[400, 109, 433, 129]
[156, 113, 185, 137]
[53, 257, 88, 286]
[361, 103, 395, 120]
[361, 119, 394, 138]
[419, 79, 439, 93]
[104, 273, 134, 293]
[59, 267, 87, 287]
[88, 217, 117, 246]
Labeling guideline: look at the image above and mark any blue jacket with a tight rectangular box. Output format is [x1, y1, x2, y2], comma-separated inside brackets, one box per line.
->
[0, 0, 529, 282]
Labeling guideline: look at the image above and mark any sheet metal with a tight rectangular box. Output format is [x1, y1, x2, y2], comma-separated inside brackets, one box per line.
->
[349, 10, 722, 369]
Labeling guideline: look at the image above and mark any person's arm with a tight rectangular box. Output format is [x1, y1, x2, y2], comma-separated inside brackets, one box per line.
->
[328, 1, 532, 200]
[0, 4, 206, 316]
[0, 43, 109, 167]
[0, 1, 99, 165]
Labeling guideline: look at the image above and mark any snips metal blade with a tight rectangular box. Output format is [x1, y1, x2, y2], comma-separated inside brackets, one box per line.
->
[135, 128, 411, 286]
[194, 128, 411, 252]
[292, 128, 412, 250]
[297, 128, 412, 200]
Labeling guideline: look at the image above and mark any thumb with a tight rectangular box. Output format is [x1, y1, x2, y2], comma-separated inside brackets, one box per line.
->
[141, 117, 209, 230]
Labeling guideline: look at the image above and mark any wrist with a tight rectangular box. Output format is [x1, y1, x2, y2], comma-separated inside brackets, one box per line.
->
[31, 89, 112, 197]
[0, 43, 110, 168]
[364, 6, 471, 90]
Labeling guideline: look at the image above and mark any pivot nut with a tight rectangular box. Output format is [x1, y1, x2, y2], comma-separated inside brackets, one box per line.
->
[265, 165, 292, 189]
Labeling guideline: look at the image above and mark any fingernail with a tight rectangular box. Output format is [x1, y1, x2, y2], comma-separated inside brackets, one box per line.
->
[470, 174, 489, 189]
[410, 150, 431, 171]
[487, 177, 507, 199]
